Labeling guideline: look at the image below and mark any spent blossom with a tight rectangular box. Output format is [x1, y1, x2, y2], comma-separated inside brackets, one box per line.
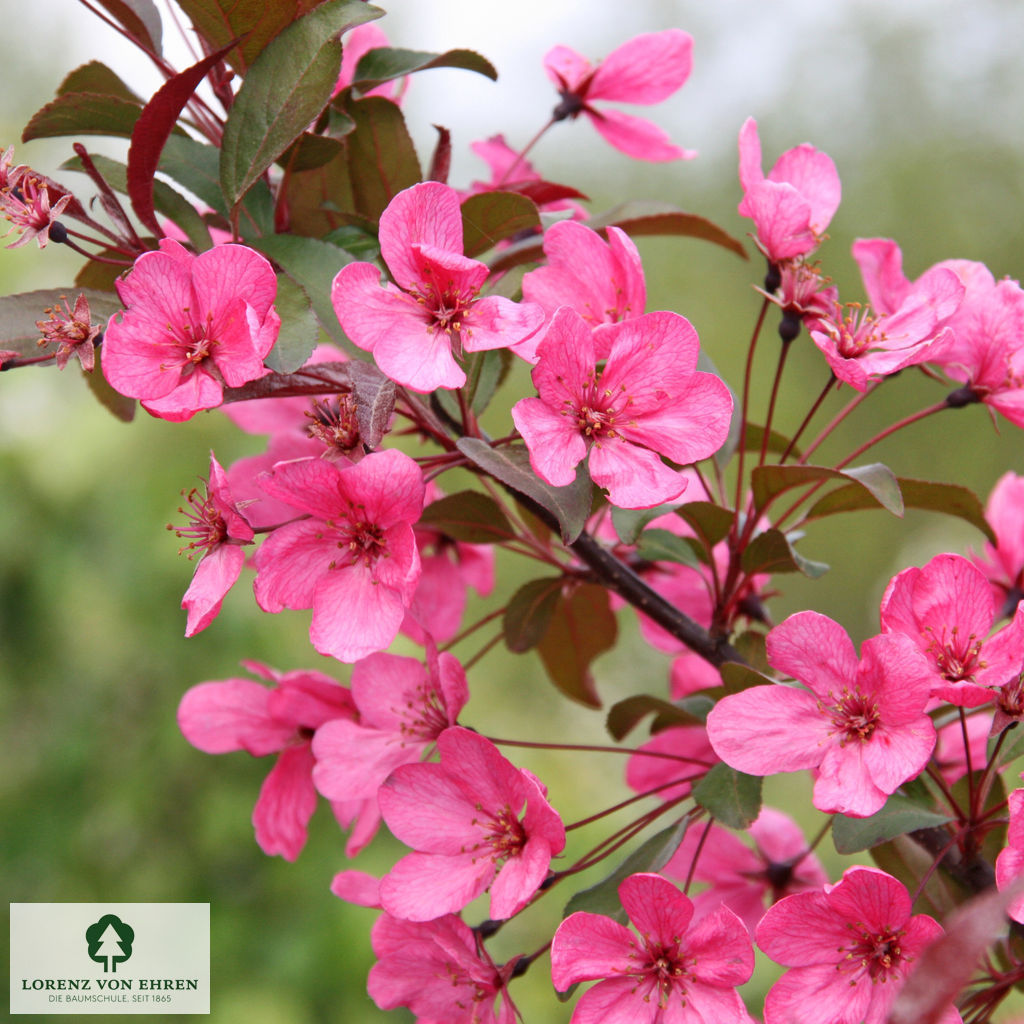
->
[102, 239, 280, 421]
[550, 872, 754, 1023]
[331, 181, 543, 392]
[253, 448, 424, 662]
[544, 30, 697, 162]
[35, 293, 101, 371]
[511, 306, 733, 509]
[756, 866, 958, 1024]
[1, 168, 71, 249]
[170, 451, 255, 637]
[377, 726, 565, 921]
[707, 610, 936, 817]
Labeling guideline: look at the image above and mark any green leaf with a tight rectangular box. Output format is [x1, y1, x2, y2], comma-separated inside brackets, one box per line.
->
[636, 528, 702, 569]
[718, 661, 774, 696]
[350, 46, 498, 92]
[62, 153, 212, 253]
[59, 61, 141, 103]
[536, 583, 617, 707]
[751, 462, 903, 517]
[263, 274, 318, 373]
[456, 439, 592, 544]
[220, 1, 383, 210]
[251, 234, 356, 348]
[692, 763, 762, 828]
[176, 0, 324, 75]
[503, 577, 563, 653]
[341, 96, 422, 221]
[160, 135, 275, 237]
[806, 477, 995, 544]
[610, 504, 677, 545]
[988, 722, 1024, 773]
[740, 528, 830, 578]
[22, 93, 143, 143]
[0, 289, 122, 357]
[606, 695, 706, 741]
[460, 191, 541, 259]
[280, 136, 356, 237]
[587, 201, 748, 259]
[562, 822, 689, 925]
[419, 491, 514, 544]
[832, 796, 953, 854]
[742, 423, 800, 459]
[675, 502, 735, 550]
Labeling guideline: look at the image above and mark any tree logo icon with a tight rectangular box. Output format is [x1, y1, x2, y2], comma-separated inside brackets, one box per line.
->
[85, 914, 135, 973]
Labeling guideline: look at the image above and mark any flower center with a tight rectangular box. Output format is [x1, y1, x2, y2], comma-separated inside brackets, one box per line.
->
[923, 624, 985, 681]
[481, 805, 527, 862]
[841, 923, 906, 982]
[170, 484, 226, 559]
[413, 266, 478, 340]
[394, 680, 449, 743]
[177, 312, 216, 365]
[832, 302, 885, 358]
[826, 687, 880, 744]
[304, 395, 361, 454]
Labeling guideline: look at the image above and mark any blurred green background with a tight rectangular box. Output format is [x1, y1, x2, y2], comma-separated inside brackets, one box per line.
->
[3, 1, 1024, 1021]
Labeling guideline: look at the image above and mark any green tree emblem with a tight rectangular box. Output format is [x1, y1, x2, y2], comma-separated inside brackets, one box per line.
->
[85, 914, 134, 973]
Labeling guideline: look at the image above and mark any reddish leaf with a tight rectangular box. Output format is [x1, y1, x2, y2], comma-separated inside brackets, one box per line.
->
[461, 191, 541, 259]
[513, 180, 589, 205]
[58, 61, 141, 103]
[127, 43, 237, 236]
[95, 0, 163, 54]
[22, 94, 143, 143]
[606, 695, 705, 741]
[536, 583, 617, 708]
[427, 125, 451, 183]
[588, 201, 748, 260]
[503, 577, 563, 653]
[419, 491, 514, 544]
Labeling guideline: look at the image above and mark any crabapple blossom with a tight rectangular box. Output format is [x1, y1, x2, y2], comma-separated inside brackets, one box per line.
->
[35, 292, 101, 371]
[253, 448, 424, 662]
[520, 220, 645, 334]
[171, 451, 254, 637]
[756, 866, 958, 1024]
[511, 306, 733, 509]
[177, 662, 378, 860]
[996, 788, 1024, 924]
[1, 167, 72, 249]
[707, 610, 936, 817]
[102, 239, 280, 421]
[368, 912, 518, 1023]
[331, 182, 543, 392]
[737, 117, 841, 264]
[311, 645, 468, 802]
[971, 471, 1024, 617]
[880, 552, 1024, 707]
[664, 808, 829, 936]
[377, 726, 565, 921]
[550, 872, 754, 1023]
[544, 30, 697, 162]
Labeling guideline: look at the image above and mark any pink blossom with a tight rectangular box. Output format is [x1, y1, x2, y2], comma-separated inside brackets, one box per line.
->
[517, 221, 645, 361]
[331, 182, 543, 392]
[544, 30, 697, 162]
[810, 246, 963, 391]
[663, 808, 830, 935]
[511, 307, 733, 509]
[756, 866, 958, 1024]
[171, 451, 254, 637]
[737, 117, 841, 264]
[177, 661, 376, 860]
[102, 239, 280, 421]
[551, 872, 754, 1022]
[624, 725, 719, 804]
[377, 726, 565, 921]
[706, 611, 936, 817]
[312, 645, 468, 802]
[996, 789, 1024, 924]
[368, 912, 518, 1023]
[971, 471, 1024, 616]
[253, 449, 423, 662]
[880, 552, 1024, 707]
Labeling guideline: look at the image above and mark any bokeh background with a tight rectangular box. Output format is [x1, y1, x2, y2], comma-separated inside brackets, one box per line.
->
[3, 1, 1024, 1021]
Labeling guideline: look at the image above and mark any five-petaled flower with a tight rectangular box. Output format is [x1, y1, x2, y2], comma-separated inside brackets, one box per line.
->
[544, 30, 697, 162]
[253, 448, 424, 662]
[757, 866, 958, 1024]
[102, 239, 280, 421]
[377, 726, 565, 921]
[331, 182, 543, 392]
[551, 872, 754, 1023]
[512, 306, 733, 508]
[706, 610, 936, 817]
